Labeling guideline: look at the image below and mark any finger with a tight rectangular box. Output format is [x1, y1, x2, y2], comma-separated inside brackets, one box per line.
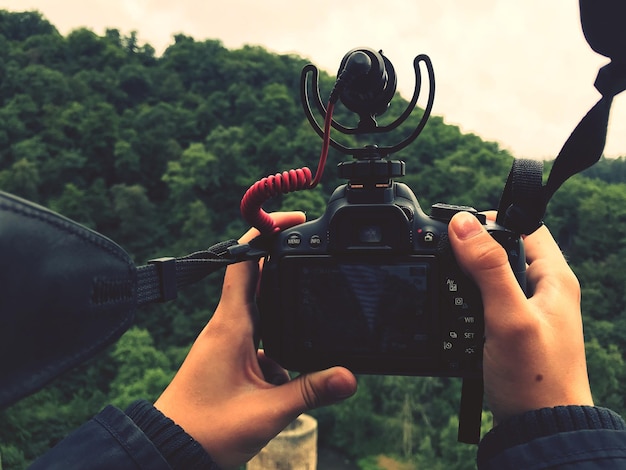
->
[523, 224, 568, 267]
[523, 225, 580, 310]
[219, 211, 308, 308]
[271, 367, 357, 419]
[257, 350, 291, 386]
[218, 259, 260, 312]
[211, 260, 259, 341]
[238, 211, 306, 244]
[202, 368, 355, 468]
[482, 210, 497, 221]
[209, 211, 308, 345]
[449, 211, 523, 297]
[524, 225, 575, 292]
[448, 211, 527, 329]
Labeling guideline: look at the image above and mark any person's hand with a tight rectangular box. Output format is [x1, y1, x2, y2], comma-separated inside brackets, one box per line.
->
[448, 211, 594, 424]
[154, 212, 357, 469]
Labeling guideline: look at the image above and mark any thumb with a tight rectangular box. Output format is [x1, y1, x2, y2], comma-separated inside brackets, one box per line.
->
[274, 367, 357, 417]
[448, 212, 526, 327]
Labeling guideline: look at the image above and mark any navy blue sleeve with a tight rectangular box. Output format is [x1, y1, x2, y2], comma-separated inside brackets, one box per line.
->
[28, 402, 219, 470]
[477, 406, 626, 469]
[28, 405, 172, 470]
[125, 400, 219, 470]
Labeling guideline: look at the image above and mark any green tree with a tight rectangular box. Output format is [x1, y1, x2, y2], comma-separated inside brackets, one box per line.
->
[280, 186, 327, 219]
[49, 183, 95, 228]
[163, 141, 219, 205]
[108, 327, 174, 409]
[435, 411, 493, 470]
[0, 10, 56, 41]
[0, 157, 40, 200]
[64, 27, 126, 73]
[118, 63, 152, 104]
[586, 338, 626, 415]
[11, 64, 69, 107]
[0, 442, 28, 469]
[113, 139, 141, 181]
[172, 199, 217, 254]
[109, 184, 162, 261]
[574, 184, 626, 261]
[254, 83, 299, 133]
[0, 94, 38, 148]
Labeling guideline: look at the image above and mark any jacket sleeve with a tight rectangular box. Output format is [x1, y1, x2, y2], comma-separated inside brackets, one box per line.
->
[28, 401, 218, 470]
[477, 406, 626, 469]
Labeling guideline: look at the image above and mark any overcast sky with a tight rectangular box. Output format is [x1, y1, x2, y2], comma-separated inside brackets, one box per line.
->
[3, 0, 625, 160]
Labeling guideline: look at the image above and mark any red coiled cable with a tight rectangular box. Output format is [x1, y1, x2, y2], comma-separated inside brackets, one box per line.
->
[240, 167, 313, 234]
[240, 101, 335, 234]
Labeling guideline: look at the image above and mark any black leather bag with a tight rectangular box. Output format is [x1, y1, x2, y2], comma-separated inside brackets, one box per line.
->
[0, 191, 258, 408]
[0, 191, 137, 408]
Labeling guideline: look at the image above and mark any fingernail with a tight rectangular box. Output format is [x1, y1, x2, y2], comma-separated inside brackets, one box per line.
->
[326, 373, 356, 399]
[452, 211, 483, 240]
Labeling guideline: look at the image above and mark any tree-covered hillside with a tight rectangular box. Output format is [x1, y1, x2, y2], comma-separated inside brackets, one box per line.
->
[0, 10, 625, 470]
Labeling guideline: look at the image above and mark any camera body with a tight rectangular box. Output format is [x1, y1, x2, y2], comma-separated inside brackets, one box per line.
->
[258, 177, 525, 378]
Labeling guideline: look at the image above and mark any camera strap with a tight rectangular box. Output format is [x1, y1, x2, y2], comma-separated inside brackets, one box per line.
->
[496, 77, 624, 236]
[136, 238, 270, 305]
[497, 2, 626, 236]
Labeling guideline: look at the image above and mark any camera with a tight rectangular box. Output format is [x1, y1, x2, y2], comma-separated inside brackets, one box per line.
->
[251, 49, 526, 378]
[258, 185, 525, 378]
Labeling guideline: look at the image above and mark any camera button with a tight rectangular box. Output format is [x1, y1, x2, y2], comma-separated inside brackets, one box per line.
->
[285, 233, 302, 247]
[458, 314, 478, 326]
[430, 203, 478, 222]
[309, 234, 322, 248]
[417, 228, 438, 244]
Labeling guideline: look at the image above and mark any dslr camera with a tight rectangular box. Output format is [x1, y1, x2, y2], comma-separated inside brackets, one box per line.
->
[254, 49, 526, 378]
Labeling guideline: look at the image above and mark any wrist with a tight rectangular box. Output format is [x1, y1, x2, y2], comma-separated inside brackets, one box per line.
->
[125, 400, 220, 470]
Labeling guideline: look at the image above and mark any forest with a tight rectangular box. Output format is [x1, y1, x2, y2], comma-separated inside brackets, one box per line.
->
[1, 9, 626, 470]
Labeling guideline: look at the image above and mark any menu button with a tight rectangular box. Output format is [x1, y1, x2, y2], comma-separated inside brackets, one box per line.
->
[286, 233, 302, 247]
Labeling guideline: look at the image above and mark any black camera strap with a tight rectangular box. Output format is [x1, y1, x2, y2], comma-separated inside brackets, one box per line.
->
[136, 238, 269, 305]
[496, 75, 625, 236]
[497, 3, 626, 236]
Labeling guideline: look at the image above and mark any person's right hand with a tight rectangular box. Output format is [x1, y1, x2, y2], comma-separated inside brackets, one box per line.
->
[447, 211, 594, 424]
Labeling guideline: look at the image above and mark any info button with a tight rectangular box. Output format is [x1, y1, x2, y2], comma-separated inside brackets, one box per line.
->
[309, 234, 322, 248]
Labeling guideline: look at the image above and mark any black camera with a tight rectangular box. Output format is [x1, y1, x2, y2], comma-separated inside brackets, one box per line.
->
[251, 49, 526, 379]
[258, 187, 525, 378]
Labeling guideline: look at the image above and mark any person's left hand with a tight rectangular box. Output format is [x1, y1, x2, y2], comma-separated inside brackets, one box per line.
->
[154, 211, 358, 469]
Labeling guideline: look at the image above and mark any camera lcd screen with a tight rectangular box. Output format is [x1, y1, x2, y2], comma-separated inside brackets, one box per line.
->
[288, 257, 436, 356]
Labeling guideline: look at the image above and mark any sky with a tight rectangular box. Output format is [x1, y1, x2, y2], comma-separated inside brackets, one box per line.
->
[3, 0, 625, 160]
